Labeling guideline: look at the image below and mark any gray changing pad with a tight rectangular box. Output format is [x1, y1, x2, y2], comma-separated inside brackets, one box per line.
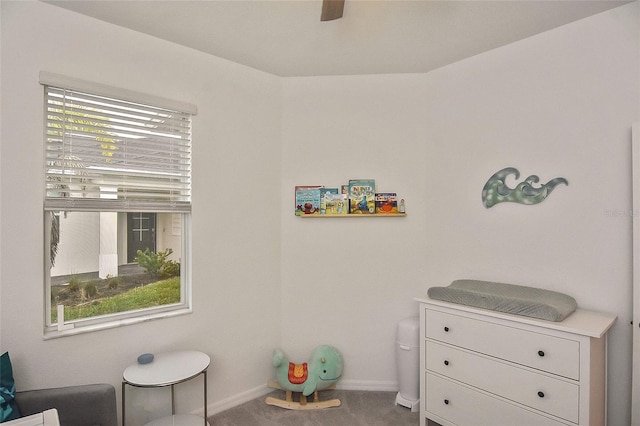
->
[427, 279, 577, 322]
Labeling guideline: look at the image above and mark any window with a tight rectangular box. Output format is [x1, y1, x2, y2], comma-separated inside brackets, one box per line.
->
[41, 72, 196, 337]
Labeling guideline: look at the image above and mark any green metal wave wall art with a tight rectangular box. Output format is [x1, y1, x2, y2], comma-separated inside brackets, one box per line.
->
[482, 167, 568, 208]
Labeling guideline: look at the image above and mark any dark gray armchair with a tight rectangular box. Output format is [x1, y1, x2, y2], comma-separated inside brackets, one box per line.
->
[15, 384, 117, 426]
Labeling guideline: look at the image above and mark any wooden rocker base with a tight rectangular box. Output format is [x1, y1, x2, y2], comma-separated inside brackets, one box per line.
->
[265, 396, 341, 410]
[265, 380, 341, 410]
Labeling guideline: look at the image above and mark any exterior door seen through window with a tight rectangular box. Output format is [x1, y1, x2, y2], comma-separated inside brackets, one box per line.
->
[127, 213, 156, 263]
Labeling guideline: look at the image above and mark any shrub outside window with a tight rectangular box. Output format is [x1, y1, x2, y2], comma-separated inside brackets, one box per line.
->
[41, 72, 196, 337]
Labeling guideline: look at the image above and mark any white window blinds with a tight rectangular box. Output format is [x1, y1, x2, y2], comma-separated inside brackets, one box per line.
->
[42, 75, 194, 213]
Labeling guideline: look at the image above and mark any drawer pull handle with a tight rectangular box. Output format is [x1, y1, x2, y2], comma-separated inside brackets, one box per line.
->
[444, 360, 449, 366]
[444, 326, 450, 332]
[444, 399, 449, 405]
[537, 391, 545, 398]
[538, 350, 545, 357]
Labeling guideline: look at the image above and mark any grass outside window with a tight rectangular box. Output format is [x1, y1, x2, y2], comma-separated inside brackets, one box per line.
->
[52, 276, 180, 323]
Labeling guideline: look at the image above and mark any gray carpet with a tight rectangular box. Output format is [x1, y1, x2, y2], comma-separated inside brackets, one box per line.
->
[208, 389, 421, 426]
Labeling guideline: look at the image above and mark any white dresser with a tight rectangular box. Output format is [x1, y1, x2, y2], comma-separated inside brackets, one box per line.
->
[415, 297, 616, 426]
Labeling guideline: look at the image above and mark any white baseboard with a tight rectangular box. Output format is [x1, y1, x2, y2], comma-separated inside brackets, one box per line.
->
[201, 380, 399, 416]
[204, 384, 272, 416]
[336, 379, 399, 392]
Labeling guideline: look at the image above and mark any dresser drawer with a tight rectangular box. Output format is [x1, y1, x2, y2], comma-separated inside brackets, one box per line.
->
[426, 340, 579, 423]
[426, 373, 567, 426]
[425, 308, 579, 379]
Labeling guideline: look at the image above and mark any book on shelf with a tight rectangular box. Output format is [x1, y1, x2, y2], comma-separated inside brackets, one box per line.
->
[348, 179, 376, 214]
[323, 193, 348, 215]
[319, 188, 339, 214]
[375, 193, 398, 214]
[295, 186, 323, 216]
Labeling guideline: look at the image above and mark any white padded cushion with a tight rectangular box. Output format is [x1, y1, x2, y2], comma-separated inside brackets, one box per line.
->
[427, 280, 577, 322]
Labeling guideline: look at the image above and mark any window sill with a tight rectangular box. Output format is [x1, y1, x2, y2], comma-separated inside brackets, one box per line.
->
[43, 307, 192, 340]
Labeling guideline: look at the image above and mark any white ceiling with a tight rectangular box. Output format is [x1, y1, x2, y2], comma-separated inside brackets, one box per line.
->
[44, 0, 631, 77]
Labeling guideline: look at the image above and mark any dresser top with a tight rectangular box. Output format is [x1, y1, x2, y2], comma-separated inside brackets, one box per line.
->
[415, 296, 617, 338]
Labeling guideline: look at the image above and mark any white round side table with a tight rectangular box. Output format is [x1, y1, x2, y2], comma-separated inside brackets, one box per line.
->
[122, 351, 210, 426]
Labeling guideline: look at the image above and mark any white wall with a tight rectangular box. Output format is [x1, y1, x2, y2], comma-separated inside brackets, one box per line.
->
[51, 212, 101, 276]
[157, 214, 182, 262]
[0, 1, 282, 423]
[281, 3, 638, 425]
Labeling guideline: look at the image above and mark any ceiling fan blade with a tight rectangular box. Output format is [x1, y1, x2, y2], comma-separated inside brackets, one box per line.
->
[321, 0, 345, 21]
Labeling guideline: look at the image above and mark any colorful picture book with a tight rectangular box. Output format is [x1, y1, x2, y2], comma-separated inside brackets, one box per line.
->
[348, 179, 376, 214]
[319, 188, 339, 214]
[323, 193, 348, 215]
[375, 193, 398, 214]
[295, 186, 322, 215]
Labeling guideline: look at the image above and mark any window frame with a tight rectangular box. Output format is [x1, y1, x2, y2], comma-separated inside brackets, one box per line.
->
[40, 72, 196, 339]
[43, 212, 193, 338]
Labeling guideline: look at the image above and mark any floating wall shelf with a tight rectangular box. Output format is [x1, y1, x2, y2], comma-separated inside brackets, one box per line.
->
[297, 213, 406, 218]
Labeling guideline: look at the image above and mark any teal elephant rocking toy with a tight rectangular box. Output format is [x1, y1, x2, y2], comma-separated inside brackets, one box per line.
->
[266, 345, 343, 410]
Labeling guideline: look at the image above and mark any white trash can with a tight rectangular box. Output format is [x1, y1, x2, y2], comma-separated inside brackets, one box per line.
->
[395, 315, 420, 412]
